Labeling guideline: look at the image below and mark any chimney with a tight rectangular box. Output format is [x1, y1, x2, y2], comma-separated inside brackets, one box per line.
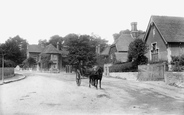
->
[57, 42, 60, 50]
[131, 22, 138, 38]
[96, 44, 100, 55]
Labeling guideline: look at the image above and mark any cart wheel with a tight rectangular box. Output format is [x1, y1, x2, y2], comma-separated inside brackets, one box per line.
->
[76, 71, 81, 86]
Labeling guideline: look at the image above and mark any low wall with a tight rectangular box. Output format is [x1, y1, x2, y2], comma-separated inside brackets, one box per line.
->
[137, 64, 165, 81]
[0, 68, 15, 80]
[109, 72, 138, 81]
[165, 72, 184, 88]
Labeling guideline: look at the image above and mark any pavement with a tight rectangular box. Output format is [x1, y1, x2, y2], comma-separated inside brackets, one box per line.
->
[0, 73, 26, 85]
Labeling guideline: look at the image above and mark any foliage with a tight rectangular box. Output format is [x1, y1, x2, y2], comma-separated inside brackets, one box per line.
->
[49, 35, 64, 49]
[23, 57, 36, 68]
[96, 55, 109, 66]
[38, 39, 49, 47]
[38, 35, 64, 50]
[0, 58, 16, 67]
[127, 38, 148, 65]
[0, 35, 28, 66]
[171, 55, 184, 71]
[64, 33, 108, 67]
[109, 62, 137, 72]
[40, 54, 52, 70]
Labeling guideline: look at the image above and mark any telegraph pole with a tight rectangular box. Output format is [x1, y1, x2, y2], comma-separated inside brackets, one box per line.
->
[2, 53, 4, 84]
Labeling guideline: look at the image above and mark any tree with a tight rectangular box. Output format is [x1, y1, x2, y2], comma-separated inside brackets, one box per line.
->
[40, 54, 52, 70]
[90, 33, 109, 53]
[38, 39, 48, 47]
[49, 35, 64, 49]
[127, 39, 148, 65]
[0, 35, 28, 66]
[23, 57, 36, 68]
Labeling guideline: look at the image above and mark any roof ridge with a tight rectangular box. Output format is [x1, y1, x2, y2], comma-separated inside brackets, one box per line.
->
[151, 15, 184, 19]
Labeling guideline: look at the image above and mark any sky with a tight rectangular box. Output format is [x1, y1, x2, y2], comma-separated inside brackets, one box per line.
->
[0, 0, 184, 44]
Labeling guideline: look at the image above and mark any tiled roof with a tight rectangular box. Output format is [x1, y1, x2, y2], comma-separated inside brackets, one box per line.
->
[100, 46, 110, 55]
[41, 44, 60, 54]
[60, 48, 69, 56]
[28, 44, 69, 55]
[152, 15, 184, 43]
[115, 34, 134, 51]
[27, 44, 43, 53]
[137, 33, 145, 39]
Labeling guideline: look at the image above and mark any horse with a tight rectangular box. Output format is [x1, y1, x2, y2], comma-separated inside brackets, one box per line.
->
[89, 66, 103, 89]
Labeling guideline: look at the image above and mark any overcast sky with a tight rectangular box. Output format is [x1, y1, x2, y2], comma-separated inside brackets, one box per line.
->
[0, 0, 184, 44]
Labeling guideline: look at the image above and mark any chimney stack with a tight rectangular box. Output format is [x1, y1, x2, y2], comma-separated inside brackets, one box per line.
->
[96, 44, 101, 55]
[131, 22, 138, 38]
[131, 22, 137, 32]
[57, 42, 60, 50]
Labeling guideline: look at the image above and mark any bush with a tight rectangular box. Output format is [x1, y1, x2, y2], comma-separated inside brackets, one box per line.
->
[127, 39, 148, 65]
[109, 62, 137, 72]
[171, 55, 184, 71]
[0, 59, 16, 67]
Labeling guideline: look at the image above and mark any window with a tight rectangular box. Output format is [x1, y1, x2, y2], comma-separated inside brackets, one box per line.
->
[51, 54, 58, 61]
[151, 42, 159, 62]
[153, 27, 155, 37]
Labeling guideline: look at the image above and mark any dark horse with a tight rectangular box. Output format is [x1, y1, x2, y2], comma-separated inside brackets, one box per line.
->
[89, 66, 103, 89]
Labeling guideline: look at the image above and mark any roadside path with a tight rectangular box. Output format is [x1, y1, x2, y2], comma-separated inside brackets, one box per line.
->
[0, 71, 184, 115]
[0, 73, 26, 85]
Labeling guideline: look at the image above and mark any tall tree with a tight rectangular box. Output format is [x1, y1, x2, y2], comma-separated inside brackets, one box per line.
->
[38, 39, 48, 47]
[23, 57, 36, 68]
[0, 35, 28, 66]
[49, 35, 63, 49]
[127, 39, 148, 65]
[63, 33, 108, 67]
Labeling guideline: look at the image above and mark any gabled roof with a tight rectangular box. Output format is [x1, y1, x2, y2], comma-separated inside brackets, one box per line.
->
[41, 44, 60, 54]
[27, 44, 43, 53]
[144, 15, 184, 43]
[100, 46, 110, 55]
[115, 34, 134, 51]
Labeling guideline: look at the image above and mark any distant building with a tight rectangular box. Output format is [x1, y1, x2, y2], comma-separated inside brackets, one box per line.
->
[101, 22, 145, 63]
[144, 15, 184, 64]
[27, 42, 68, 72]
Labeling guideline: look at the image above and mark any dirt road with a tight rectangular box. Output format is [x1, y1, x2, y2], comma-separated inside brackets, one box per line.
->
[0, 71, 184, 115]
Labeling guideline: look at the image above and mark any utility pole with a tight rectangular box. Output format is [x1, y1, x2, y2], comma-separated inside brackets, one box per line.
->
[2, 53, 4, 84]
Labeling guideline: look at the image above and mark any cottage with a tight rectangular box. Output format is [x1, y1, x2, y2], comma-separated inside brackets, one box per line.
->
[27, 42, 68, 72]
[101, 22, 144, 63]
[144, 15, 184, 64]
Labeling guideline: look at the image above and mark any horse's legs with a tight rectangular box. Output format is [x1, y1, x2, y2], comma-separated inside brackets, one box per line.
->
[95, 79, 98, 89]
[99, 80, 101, 89]
[89, 77, 92, 88]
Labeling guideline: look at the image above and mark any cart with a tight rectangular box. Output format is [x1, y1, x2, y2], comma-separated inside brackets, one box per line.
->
[75, 67, 93, 86]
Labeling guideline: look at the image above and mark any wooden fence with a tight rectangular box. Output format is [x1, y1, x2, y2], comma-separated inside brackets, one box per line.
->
[0, 67, 14, 79]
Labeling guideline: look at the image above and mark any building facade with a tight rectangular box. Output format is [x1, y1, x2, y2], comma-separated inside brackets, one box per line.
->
[144, 15, 184, 64]
[27, 43, 68, 72]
